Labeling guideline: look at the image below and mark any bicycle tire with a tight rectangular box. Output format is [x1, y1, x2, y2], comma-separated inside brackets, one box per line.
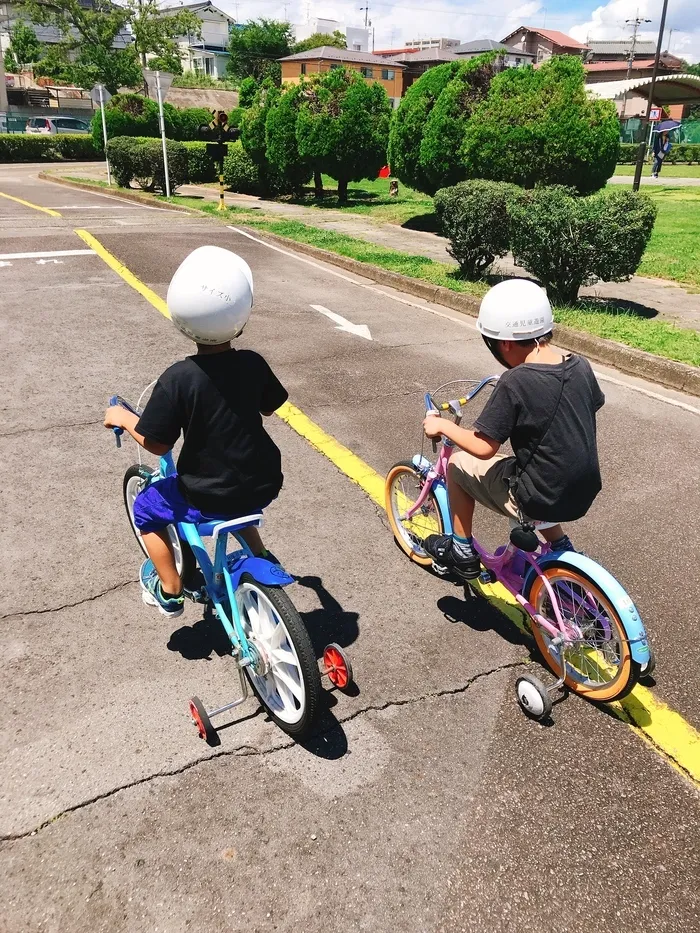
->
[236, 574, 321, 739]
[122, 464, 195, 582]
[385, 461, 445, 567]
[525, 562, 640, 702]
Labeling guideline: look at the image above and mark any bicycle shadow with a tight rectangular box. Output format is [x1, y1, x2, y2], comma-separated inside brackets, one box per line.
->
[437, 586, 534, 650]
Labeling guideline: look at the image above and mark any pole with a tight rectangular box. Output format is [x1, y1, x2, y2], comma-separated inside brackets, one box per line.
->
[218, 151, 225, 211]
[98, 84, 112, 186]
[155, 70, 171, 199]
[633, 0, 669, 192]
[0, 45, 8, 120]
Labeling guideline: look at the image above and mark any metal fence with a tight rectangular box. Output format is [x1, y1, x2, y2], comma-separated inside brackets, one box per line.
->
[621, 117, 700, 144]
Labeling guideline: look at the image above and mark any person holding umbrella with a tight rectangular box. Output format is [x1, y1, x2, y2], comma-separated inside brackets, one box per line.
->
[651, 120, 680, 178]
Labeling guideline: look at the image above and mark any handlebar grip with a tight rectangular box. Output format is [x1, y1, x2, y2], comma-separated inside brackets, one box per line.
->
[113, 427, 123, 447]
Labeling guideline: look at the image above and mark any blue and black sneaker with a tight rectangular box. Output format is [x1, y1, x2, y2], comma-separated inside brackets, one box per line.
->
[140, 559, 185, 617]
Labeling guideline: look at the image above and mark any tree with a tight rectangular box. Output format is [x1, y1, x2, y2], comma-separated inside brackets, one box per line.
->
[240, 80, 286, 194]
[291, 30, 346, 54]
[15, 0, 201, 93]
[460, 56, 620, 195]
[265, 83, 312, 194]
[296, 68, 392, 202]
[4, 20, 42, 71]
[388, 60, 463, 193]
[227, 19, 293, 85]
[238, 76, 258, 108]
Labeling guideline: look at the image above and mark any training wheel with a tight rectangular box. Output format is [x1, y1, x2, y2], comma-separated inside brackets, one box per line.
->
[189, 696, 218, 745]
[322, 643, 353, 690]
[515, 673, 552, 722]
[639, 644, 656, 683]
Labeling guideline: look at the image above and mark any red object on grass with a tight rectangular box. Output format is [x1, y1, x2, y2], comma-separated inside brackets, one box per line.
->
[378, 165, 391, 178]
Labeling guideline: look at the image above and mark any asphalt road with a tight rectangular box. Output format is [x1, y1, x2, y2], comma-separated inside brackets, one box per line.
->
[1, 164, 699, 933]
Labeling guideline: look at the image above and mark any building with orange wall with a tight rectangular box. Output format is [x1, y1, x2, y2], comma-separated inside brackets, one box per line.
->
[279, 46, 405, 107]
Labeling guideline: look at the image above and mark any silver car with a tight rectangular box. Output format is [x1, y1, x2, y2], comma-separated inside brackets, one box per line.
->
[25, 115, 92, 135]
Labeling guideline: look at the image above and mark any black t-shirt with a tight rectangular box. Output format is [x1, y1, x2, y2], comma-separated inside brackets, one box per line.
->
[136, 348, 288, 514]
[474, 355, 605, 522]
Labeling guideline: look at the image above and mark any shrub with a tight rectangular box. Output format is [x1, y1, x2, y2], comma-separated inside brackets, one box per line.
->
[92, 93, 179, 148]
[106, 136, 188, 191]
[265, 83, 312, 194]
[618, 142, 637, 163]
[461, 57, 620, 195]
[184, 141, 218, 182]
[238, 76, 258, 108]
[434, 180, 520, 279]
[508, 186, 657, 305]
[222, 140, 259, 193]
[0, 133, 100, 162]
[175, 106, 212, 141]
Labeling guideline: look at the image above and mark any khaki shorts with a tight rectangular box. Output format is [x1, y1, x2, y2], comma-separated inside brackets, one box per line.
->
[449, 450, 521, 520]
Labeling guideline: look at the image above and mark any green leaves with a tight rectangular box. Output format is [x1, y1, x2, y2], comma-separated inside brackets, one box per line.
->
[227, 19, 294, 84]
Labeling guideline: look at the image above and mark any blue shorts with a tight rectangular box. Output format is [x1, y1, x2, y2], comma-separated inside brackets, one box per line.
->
[133, 475, 270, 534]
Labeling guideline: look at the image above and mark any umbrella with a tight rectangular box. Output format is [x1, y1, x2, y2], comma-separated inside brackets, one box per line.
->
[651, 120, 681, 133]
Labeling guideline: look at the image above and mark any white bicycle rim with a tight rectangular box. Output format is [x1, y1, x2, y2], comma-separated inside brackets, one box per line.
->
[236, 582, 306, 725]
[125, 473, 184, 576]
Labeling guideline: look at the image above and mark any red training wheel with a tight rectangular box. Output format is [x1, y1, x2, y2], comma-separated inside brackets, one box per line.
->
[189, 696, 219, 746]
[323, 643, 353, 690]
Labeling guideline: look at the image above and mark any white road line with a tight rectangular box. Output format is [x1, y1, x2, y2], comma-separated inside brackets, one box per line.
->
[228, 226, 700, 418]
[0, 249, 96, 260]
[311, 304, 372, 340]
[54, 205, 128, 210]
[40, 178, 188, 213]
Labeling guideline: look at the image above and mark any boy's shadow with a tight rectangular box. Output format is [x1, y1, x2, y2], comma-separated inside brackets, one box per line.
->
[437, 586, 533, 650]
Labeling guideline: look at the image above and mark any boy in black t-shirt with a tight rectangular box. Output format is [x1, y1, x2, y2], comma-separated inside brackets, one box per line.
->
[104, 246, 288, 617]
[423, 279, 605, 581]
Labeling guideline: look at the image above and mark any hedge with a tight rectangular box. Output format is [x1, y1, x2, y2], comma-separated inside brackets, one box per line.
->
[0, 133, 100, 162]
[106, 136, 188, 192]
[223, 140, 259, 194]
[183, 141, 218, 182]
[618, 141, 700, 164]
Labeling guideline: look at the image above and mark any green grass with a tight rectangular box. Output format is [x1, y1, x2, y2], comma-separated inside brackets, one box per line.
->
[615, 163, 700, 177]
[289, 175, 437, 227]
[637, 187, 700, 287]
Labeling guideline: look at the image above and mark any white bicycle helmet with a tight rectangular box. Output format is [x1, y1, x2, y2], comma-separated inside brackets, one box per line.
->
[478, 279, 553, 341]
[167, 245, 254, 345]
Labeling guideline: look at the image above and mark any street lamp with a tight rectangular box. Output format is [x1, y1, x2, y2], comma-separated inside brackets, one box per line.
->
[632, 0, 670, 191]
[143, 69, 174, 198]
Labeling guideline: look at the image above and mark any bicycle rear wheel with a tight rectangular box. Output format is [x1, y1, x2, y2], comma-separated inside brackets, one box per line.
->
[236, 576, 321, 739]
[526, 564, 639, 702]
[385, 461, 445, 567]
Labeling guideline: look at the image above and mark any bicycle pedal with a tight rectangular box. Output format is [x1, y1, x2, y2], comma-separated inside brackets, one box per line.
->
[479, 569, 496, 584]
[431, 561, 450, 577]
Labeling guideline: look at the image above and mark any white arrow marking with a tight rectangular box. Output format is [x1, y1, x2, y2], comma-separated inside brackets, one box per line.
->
[311, 304, 372, 341]
[36, 258, 63, 265]
[0, 260, 12, 267]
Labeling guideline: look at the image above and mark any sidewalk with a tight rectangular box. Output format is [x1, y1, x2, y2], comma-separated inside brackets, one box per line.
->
[57, 163, 700, 333]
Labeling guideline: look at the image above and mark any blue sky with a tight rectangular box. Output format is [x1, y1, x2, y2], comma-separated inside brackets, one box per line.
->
[218, 0, 699, 62]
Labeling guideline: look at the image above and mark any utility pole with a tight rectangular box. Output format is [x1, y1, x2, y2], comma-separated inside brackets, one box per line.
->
[633, 0, 669, 191]
[360, 4, 369, 28]
[621, 13, 651, 120]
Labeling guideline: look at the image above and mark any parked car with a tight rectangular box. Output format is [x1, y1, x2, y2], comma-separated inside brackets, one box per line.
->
[25, 116, 91, 135]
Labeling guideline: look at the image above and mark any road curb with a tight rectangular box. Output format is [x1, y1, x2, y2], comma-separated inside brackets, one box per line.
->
[37, 172, 194, 212]
[246, 228, 700, 399]
[40, 174, 699, 397]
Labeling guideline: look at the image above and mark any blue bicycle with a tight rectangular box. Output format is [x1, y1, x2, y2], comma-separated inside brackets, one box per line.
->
[111, 395, 353, 744]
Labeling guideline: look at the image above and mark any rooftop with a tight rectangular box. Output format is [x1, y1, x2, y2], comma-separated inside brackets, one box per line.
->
[587, 39, 656, 56]
[159, 1, 234, 20]
[393, 47, 460, 63]
[280, 46, 405, 67]
[584, 57, 682, 72]
[502, 26, 589, 50]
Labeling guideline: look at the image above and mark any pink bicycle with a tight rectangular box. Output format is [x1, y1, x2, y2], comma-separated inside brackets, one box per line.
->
[385, 379, 653, 720]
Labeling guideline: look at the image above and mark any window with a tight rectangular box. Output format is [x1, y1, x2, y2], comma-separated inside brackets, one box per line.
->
[300, 62, 307, 74]
[360, 66, 373, 77]
[515, 57, 522, 65]
[330, 63, 343, 69]
[353, 43, 361, 51]
[381, 68, 395, 80]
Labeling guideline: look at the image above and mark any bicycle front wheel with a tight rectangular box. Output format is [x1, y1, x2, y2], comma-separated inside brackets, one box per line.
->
[526, 564, 639, 702]
[385, 461, 445, 567]
[236, 576, 321, 739]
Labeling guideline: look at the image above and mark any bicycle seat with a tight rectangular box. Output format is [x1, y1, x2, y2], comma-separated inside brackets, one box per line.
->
[197, 513, 263, 541]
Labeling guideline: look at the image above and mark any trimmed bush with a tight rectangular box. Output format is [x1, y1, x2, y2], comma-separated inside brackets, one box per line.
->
[509, 186, 657, 305]
[175, 106, 212, 142]
[434, 180, 520, 279]
[222, 140, 259, 194]
[92, 93, 180, 150]
[461, 57, 620, 195]
[0, 133, 100, 162]
[667, 143, 700, 164]
[618, 143, 638, 163]
[106, 136, 188, 192]
[184, 140, 218, 182]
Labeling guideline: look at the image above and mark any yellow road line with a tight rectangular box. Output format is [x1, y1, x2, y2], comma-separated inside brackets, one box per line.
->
[0, 191, 61, 217]
[74, 229, 170, 319]
[86, 229, 700, 789]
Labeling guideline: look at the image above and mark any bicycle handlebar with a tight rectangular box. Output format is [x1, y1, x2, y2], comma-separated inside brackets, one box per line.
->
[108, 394, 141, 448]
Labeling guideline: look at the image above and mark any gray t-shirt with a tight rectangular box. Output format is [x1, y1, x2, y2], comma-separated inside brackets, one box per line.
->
[474, 355, 605, 522]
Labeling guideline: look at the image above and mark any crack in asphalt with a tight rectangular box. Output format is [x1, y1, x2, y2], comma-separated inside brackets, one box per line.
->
[0, 659, 523, 843]
[0, 418, 103, 438]
[0, 579, 137, 622]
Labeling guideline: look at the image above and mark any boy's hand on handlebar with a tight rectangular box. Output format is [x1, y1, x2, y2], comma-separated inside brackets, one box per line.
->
[423, 414, 444, 439]
[104, 405, 126, 430]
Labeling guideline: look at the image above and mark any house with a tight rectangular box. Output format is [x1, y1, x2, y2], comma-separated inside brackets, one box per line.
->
[279, 46, 405, 107]
[403, 37, 461, 51]
[293, 17, 370, 53]
[453, 38, 534, 67]
[389, 47, 459, 92]
[500, 26, 589, 63]
[586, 39, 656, 62]
[584, 53, 683, 84]
[159, 1, 234, 79]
